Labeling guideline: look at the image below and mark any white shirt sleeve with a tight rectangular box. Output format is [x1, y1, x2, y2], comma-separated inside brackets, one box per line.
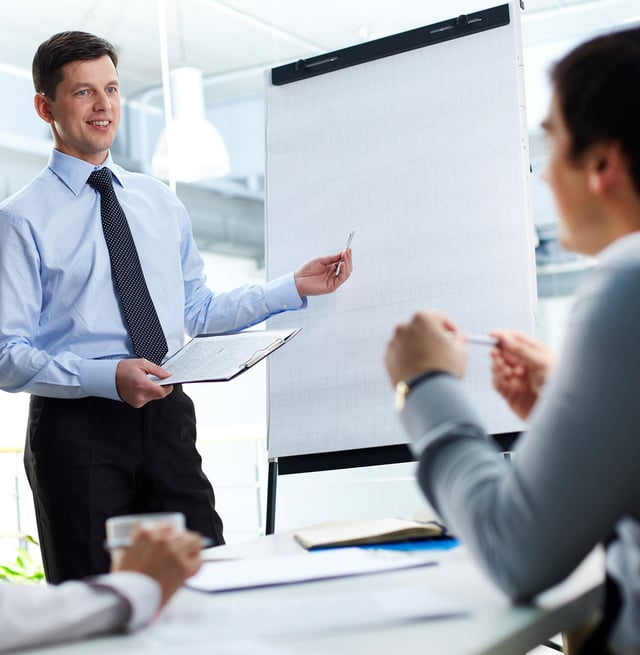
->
[0, 572, 160, 653]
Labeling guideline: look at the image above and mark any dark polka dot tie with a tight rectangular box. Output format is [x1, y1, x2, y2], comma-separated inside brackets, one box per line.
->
[88, 168, 168, 365]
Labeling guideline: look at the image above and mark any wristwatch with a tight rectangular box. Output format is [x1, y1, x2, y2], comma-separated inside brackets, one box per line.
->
[394, 370, 444, 411]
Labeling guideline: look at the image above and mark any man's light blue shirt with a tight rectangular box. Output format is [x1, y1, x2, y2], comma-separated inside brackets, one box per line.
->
[0, 150, 304, 401]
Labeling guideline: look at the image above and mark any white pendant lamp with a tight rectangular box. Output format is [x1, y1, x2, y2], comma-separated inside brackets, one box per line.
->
[152, 66, 231, 183]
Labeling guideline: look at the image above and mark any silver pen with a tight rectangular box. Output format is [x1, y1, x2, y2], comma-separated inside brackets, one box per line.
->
[335, 230, 355, 277]
[465, 333, 498, 347]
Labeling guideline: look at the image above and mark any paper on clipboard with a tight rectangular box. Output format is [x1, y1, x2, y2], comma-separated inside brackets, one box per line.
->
[151, 328, 301, 385]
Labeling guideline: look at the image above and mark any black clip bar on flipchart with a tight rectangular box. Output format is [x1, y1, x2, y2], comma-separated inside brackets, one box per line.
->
[271, 4, 511, 86]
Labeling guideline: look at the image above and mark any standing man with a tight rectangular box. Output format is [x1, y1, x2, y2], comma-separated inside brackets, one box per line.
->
[0, 31, 352, 583]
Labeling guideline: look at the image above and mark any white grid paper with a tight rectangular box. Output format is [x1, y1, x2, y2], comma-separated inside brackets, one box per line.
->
[266, 4, 537, 458]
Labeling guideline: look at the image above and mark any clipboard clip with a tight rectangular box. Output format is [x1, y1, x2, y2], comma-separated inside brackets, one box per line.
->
[240, 338, 285, 369]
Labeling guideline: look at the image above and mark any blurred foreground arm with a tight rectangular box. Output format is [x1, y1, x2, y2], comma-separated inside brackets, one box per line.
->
[0, 526, 203, 653]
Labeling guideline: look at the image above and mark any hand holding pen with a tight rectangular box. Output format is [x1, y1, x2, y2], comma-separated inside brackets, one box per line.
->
[490, 329, 556, 420]
[335, 230, 355, 277]
[293, 233, 353, 296]
[385, 310, 504, 388]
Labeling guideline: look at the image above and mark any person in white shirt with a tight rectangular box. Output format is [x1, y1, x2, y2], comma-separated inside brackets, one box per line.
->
[0, 524, 203, 653]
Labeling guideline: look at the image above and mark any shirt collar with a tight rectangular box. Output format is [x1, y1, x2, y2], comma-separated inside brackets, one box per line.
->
[48, 149, 125, 195]
[596, 231, 640, 264]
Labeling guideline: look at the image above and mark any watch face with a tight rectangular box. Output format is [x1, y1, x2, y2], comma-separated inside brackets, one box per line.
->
[395, 371, 441, 411]
[395, 380, 410, 412]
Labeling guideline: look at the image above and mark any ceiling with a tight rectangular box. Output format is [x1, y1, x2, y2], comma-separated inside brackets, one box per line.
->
[0, 1, 636, 268]
[0, 0, 638, 107]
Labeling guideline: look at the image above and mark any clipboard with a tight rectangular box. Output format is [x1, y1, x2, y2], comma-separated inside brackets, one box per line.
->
[150, 328, 301, 385]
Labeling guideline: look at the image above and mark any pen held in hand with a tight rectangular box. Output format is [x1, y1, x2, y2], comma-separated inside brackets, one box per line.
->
[335, 230, 355, 277]
[465, 334, 498, 347]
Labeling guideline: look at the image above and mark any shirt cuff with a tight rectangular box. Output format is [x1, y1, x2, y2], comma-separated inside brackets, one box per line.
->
[90, 571, 161, 631]
[400, 373, 486, 457]
[79, 358, 121, 400]
[264, 272, 306, 312]
[80, 359, 121, 400]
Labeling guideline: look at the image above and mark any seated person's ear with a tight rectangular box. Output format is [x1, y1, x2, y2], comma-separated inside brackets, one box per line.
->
[588, 141, 626, 194]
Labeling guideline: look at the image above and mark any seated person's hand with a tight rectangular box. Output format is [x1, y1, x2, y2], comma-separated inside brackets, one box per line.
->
[112, 525, 203, 609]
[491, 330, 556, 421]
[385, 309, 467, 386]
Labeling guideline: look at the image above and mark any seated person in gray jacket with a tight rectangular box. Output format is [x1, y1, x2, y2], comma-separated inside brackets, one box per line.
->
[385, 26, 640, 655]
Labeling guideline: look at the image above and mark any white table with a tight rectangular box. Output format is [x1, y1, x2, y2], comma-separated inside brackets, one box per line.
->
[20, 533, 604, 655]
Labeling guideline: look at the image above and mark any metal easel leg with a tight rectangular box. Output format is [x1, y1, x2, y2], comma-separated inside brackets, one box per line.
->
[265, 459, 278, 535]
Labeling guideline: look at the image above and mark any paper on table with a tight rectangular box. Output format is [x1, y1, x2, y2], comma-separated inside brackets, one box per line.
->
[140, 584, 466, 649]
[186, 546, 437, 593]
[150, 328, 301, 385]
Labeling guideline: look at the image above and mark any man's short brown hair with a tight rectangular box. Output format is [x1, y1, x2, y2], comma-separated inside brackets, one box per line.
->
[32, 31, 118, 99]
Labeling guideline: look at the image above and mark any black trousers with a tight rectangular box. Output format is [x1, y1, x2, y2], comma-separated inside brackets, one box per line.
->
[24, 386, 224, 583]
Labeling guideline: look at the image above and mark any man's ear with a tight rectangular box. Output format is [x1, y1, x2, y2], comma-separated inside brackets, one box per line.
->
[34, 93, 54, 124]
[587, 141, 626, 194]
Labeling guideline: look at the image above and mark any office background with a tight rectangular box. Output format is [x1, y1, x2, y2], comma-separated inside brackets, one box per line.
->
[0, 0, 637, 564]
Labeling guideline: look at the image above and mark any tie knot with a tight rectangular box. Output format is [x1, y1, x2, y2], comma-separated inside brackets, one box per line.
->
[87, 168, 113, 194]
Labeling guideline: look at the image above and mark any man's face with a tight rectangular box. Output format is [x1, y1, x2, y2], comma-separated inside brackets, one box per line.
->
[541, 92, 600, 255]
[39, 55, 120, 165]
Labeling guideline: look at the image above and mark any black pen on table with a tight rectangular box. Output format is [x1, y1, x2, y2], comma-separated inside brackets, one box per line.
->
[335, 230, 355, 277]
